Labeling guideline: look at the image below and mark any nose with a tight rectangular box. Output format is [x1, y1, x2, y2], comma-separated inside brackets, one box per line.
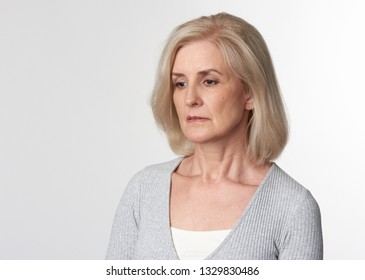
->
[185, 83, 203, 107]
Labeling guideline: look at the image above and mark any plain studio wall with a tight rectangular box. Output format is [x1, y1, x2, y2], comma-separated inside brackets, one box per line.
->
[0, 0, 364, 259]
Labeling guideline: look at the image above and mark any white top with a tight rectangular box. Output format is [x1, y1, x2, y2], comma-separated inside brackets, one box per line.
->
[170, 227, 231, 260]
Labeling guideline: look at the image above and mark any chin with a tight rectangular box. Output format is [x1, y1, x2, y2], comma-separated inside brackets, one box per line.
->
[184, 133, 217, 144]
[182, 126, 224, 144]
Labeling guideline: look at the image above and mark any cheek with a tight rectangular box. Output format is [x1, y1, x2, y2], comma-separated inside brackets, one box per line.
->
[173, 94, 184, 116]
[219, 90, 242, 109]
[219, 98, 245, 121]
[172, 94, 179, 110]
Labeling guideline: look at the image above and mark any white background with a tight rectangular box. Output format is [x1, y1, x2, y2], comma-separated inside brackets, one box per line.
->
[0, 0, 364, 259]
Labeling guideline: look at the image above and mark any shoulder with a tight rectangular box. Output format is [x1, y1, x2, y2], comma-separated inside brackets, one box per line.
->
[262, 163, 321, 218]
[143, 157, 184, 174]
[268, 163, 317, 202]
[124, 157, 183, 196]
[267, 165, 323, 259]
[131, 157, 184, 182]
[118, 157, 184, 208]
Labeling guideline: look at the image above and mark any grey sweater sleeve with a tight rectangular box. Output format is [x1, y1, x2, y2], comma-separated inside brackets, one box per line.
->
[279, 190, 323, 260]
[105, 173, 141, 259]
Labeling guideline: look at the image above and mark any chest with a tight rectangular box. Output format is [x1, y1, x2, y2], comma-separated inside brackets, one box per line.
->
[169, 174, 258, 230]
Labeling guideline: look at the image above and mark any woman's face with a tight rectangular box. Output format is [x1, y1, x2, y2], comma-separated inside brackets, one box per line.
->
[172, 40, 253, 145]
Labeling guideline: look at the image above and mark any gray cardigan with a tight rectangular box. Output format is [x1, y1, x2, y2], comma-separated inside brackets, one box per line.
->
[106, 157, 323, 260]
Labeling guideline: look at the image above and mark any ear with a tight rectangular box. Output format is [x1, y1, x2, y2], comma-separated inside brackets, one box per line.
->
[244, 94, 254, 110]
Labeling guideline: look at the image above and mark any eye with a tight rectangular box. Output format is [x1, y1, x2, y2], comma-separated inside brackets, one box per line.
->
[203, 79, 218, 86]
[175, 81, 187, 89]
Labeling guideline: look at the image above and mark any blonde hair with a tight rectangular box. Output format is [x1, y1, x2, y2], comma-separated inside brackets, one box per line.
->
[150, 12, 288, 164]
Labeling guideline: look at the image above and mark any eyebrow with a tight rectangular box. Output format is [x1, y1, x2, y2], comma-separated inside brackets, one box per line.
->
[171, 68, 223, 77]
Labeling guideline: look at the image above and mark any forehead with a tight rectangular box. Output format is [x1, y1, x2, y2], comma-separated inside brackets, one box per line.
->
[172, 40, 228, 72]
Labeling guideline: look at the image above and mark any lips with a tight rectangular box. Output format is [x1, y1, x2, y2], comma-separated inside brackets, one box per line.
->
[187, 115, 209, 122]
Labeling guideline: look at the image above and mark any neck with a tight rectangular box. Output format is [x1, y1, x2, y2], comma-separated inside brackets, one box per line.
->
[185, 133, 261, 184]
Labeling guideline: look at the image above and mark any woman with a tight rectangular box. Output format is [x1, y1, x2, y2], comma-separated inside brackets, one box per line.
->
[106, 12, 323, 260]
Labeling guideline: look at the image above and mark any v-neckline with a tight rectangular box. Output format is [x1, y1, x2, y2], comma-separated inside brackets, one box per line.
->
[165, 157, 276, 260]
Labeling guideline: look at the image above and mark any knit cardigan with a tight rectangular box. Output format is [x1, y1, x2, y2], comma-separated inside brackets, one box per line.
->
[106, 158, 323, 260]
